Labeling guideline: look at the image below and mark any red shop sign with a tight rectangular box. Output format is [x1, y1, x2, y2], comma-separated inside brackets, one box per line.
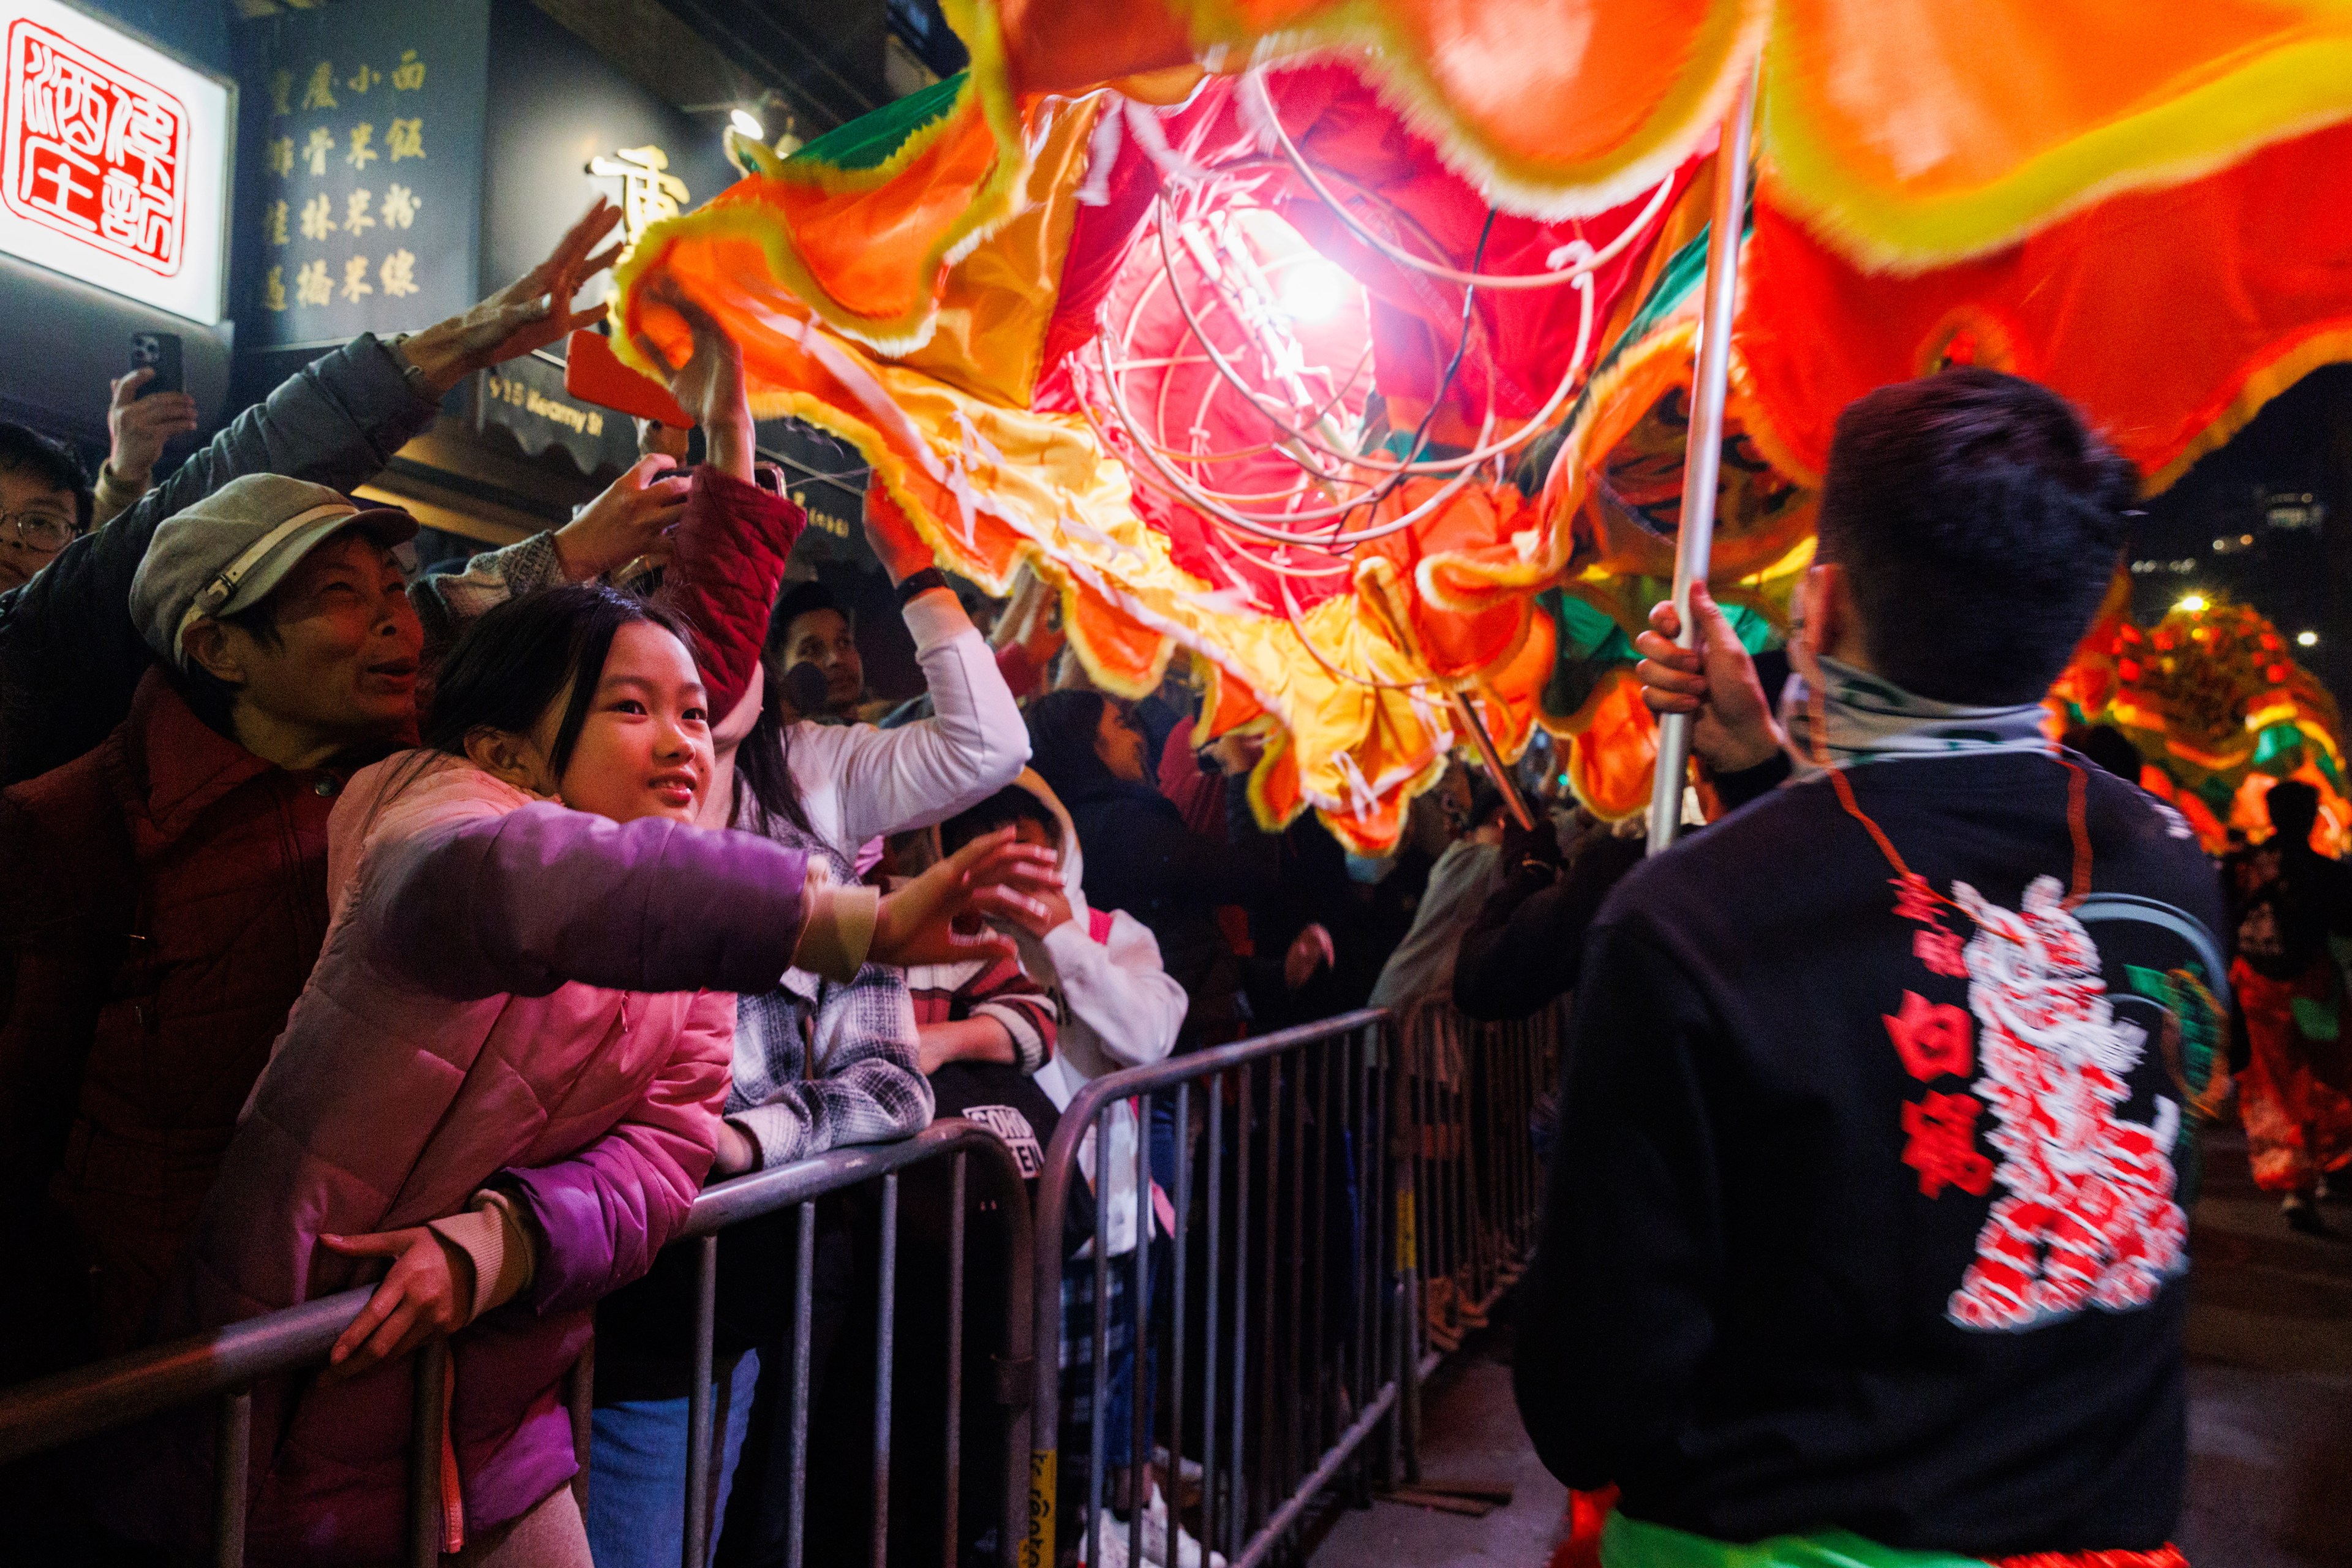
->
[4, 16, 187, 277]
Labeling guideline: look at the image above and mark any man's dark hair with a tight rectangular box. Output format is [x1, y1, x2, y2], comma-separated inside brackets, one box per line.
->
[766, 579, 842, 660]
[941, 783, 1058, 855]
[1815, 369, 2138, 705]
[0, 421, 92, 531]
[1466, 783, 1507, 832]
[2266, 780, 2321, 845]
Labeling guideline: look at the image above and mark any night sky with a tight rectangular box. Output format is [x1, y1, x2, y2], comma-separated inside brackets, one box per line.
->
[2134, 364, 2351, 716]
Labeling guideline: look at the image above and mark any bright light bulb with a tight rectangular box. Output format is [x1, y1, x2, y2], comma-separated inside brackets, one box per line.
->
[2176, 594, 2208, 614]
[2299, 630, 2320, 647]
[1278, 258, 1351, 322]
[729, 108, 766, 140]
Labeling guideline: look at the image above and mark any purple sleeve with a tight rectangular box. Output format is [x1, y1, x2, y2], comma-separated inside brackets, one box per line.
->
[361, 801, 807, 1000]
[496, 990, 732, 1315]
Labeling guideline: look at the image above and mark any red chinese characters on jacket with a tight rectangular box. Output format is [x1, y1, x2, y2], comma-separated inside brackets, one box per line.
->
[4, 18, 186, 274]
[1945, 876, 2187, 1332]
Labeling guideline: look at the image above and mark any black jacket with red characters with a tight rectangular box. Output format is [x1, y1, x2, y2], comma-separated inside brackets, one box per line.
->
[1513, 751, 2228, 1557]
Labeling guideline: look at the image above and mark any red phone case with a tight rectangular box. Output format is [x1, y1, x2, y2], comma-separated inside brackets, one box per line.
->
[562, 329, 693, 428]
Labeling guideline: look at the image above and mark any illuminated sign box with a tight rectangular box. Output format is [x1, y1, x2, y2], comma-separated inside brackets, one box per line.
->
[1, 0, 230, 325]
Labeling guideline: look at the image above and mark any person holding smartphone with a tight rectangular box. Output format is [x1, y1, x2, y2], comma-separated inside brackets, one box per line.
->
[0, 362, 198, 595]
[0, 200, 633, 788]
[91, 343, 203, 530]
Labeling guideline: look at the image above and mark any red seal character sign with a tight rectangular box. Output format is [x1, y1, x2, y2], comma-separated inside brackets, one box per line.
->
[4, 18, 186, 275]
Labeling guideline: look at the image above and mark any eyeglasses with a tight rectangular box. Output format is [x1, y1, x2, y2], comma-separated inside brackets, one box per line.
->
[1, 511, 78, 551]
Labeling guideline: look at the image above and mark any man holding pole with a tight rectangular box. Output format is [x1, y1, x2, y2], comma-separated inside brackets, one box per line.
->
[1514, 369, 2225, 1568]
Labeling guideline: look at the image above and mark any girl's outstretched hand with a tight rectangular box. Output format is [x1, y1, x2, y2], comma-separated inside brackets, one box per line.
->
[870, 827, 1061, 968]
[318, 1227, 471, 1382]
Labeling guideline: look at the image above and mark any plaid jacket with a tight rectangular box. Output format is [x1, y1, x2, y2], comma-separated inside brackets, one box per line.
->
[726, 808, 932, 1167]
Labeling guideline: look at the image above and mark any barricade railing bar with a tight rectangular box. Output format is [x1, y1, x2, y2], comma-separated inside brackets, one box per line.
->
[0, 1000, 1564, 1568]
[0, 1117, 1033, 1568]
[1025, 1009, 1405, 1568]
[1393, 997, 1564, 1382]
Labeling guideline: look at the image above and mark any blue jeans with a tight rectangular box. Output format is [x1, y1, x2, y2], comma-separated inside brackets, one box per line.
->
[584, 1348, 761, 1568]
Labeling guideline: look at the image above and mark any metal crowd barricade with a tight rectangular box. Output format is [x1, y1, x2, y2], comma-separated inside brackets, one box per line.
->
[0, 1118, 1033, 1568]
[1025, 1009, 1406, 1568]
[1393, 996, 1566, 1384]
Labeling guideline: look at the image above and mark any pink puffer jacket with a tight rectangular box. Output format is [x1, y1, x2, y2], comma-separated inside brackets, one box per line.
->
[140, 754, 815, 1564]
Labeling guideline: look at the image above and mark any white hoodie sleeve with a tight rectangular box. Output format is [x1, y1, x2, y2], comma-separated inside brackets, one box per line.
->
[804, 589, 1030, 850]
[1042, 908, 1188, 1069]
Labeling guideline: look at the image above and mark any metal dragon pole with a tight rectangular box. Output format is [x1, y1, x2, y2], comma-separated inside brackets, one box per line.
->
[1646, 62, 1760, 854]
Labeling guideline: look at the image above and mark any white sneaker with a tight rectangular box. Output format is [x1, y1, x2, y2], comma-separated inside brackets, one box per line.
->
[1144, 1483, 1225, 1568]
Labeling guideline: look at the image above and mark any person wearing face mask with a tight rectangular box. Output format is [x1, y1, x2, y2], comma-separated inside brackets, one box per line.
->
[1515, 371, 2228, 1568]
[113, 582, 1054, 1567]
[764, 579, 865, 721]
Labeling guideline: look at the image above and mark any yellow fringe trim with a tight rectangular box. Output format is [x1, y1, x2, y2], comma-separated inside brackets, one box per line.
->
[957, 0, 1764, 221]
[734, 355, 1477, 846]
[2146, 318, 2352, 493]
[609, 50, 1036, 361]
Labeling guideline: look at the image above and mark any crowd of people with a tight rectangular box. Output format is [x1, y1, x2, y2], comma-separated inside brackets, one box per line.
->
[0, 202, 1475, 1568]
[0, 199, 2342, 1568]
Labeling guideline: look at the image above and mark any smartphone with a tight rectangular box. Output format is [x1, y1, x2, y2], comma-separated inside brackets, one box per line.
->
[129, 332, 183, 399]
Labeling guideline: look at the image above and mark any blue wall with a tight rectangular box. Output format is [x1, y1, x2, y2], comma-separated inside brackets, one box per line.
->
[70, 0, 236, 77]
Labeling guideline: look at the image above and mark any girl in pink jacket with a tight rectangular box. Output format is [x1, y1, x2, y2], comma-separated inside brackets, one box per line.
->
[140, 584, 1053, 1567]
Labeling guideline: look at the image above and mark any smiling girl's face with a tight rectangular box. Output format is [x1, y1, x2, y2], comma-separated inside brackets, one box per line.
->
[539, 620, 712, 824]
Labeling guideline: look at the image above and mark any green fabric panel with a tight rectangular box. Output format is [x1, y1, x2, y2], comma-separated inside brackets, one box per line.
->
[1544, 588, 1637, 663]
[1601, 1513, 1988, 1568]
[787, 72, 967, 173]
[2292, 994, 2342, 1042]
[1532, 587, 1780, 727]
[2250, 722, 2307, 772]
[1590, 189, 1758, 383]
[2190, 774, 2235, 813]
[1611, 225, 1711, 352]
[1723, 601, 1779, 654]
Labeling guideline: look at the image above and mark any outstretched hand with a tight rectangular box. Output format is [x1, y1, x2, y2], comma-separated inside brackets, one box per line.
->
[318, 1227, 470, 1382]
[1632, 584, 1783, 774]
[400, 200, 627, 397]
[633, 279, 754, 481]
[862, 482, 936, 587]
[870, 827, 1061, 968]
